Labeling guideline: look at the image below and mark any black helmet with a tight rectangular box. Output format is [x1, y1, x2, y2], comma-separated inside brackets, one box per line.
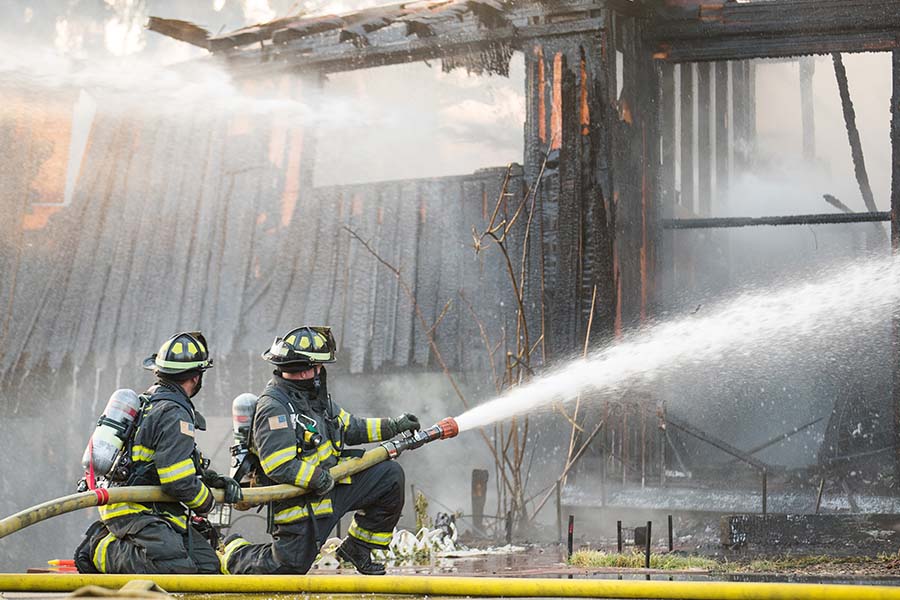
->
[142, 331, 213, 375]
[262, 326, 336, 368]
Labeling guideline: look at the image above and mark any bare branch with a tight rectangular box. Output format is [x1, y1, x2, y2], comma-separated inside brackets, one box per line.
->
[427, 298, 454, 336]
[344, 225, 517, 499]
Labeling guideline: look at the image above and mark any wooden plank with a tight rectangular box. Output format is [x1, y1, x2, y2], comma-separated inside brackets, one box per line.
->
[434, 179, 465, 371]
[86, 116, 157, 370]
[679, 62, 694, 211]
[460, 177, 488, 375]
[345, 189, 379, 373]
[71, 119, 141, 370]
[213, 132, 265, 356]
[133, 115, 197, 358]
[697, 62, 712, 217]
[157, 112, 219, 345]
[178, 107, 229, 335]
[714, 61, 729, 202]
[392, 181, 421, 368]
[412, 181, 443, 366]
[371, 183, 401, 370]
[112, 117, 179, 368]
[288, 188, 333, 331]
[653, 0, 900, 62]
[328, 191, 353, 349]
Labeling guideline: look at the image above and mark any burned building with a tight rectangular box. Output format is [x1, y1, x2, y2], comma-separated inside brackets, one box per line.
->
[2, 0, 900, 557]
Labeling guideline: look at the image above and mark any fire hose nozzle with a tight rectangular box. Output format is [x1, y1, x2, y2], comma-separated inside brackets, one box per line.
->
[436, 417, 459, 440]
[381, 417, 459, 459]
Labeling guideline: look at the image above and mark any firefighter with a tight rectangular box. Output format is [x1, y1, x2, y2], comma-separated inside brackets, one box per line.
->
[73, 331, 243, 574]
[222, 326, 419, 575]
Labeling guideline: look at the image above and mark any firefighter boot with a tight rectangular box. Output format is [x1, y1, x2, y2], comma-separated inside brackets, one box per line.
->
[336, 537, 386, 575]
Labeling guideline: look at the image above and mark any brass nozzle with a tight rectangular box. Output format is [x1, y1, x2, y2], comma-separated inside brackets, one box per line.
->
[437, 417, 459, 440]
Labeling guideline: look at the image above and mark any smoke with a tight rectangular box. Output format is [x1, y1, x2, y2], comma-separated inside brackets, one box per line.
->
[315, 55, 525, 185]
[102, 0, 148, 57]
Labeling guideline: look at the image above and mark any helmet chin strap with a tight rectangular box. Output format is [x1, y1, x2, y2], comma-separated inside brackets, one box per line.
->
[190, 372, 203, 398]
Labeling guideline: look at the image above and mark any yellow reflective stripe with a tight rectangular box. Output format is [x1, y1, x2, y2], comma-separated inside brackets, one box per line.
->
[348, 518, 392, 547]
[366, 418, 382, 442]
[98, 502, 148, 521]
[338, 409, 351, 429]
[157, 458, 196, 484]
[131, 445, 155, 462]
[164, 513, 187, 530]
[155, 358, 210, 370]
[92, 532, 116, 573]
[301, 451, 321, 470]
[273, 499, 333, 524]
[221, 537, 251, 574]
[185, 484, 210, 509]
[294, 460, 316, 487]
[261, 446, 298, 473]
[316, 440, 336, 462]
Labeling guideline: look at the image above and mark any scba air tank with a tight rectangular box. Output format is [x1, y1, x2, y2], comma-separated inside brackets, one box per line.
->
[230, 393, 258, 480]
[81, 389, 142, 477]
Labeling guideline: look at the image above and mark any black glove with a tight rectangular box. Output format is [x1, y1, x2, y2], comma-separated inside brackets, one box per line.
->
[310, 467, 335, 496]
[202, 471, 244, 504]
[388, 413, 420, 437]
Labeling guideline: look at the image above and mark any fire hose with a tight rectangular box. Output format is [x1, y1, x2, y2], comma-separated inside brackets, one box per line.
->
[0, 574, 899, 599]
[0, 418, 459, 540]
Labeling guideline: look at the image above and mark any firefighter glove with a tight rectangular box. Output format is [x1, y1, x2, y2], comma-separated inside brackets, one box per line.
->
[310, 467, 335, 496]
[388, 413, 421, 436]
[202, 471, 244, 504]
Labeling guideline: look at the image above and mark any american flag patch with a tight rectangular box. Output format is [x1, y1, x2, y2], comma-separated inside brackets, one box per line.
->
[268, 415, 289, 430]
[180, 421, 195, 437]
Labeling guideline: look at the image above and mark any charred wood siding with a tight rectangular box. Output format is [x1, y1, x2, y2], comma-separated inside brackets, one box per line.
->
[0, 102, 518, 388]
[525, 10, 657, 359]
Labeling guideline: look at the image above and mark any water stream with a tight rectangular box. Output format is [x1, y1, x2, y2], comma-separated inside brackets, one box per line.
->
[454, 255, 900, 432]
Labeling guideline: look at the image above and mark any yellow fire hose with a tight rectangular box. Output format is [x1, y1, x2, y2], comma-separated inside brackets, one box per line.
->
[0, 573, 898, 599]
[0, 446, 389, 540]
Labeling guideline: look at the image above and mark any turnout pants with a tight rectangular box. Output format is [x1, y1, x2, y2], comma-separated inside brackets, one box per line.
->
[225, 460, 405, 574]
[74, 514, 220, 574]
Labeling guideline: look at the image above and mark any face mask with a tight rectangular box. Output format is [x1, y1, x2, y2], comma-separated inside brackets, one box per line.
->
[191, 372, 203, 398]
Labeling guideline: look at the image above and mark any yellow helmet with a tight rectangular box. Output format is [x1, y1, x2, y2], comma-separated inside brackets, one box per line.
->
[142, 331, 213, 375]
[262, 326, 336, 368]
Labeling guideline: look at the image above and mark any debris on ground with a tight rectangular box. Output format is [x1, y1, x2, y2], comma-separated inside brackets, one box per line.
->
[313, 512, 525, 569]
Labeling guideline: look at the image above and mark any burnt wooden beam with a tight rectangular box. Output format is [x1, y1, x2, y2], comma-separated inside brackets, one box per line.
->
[151, 1, 609, 77]
[833, 53, 879, 215]
[652, 0, 900, 62]
[894, 50, 900, 248]
[664, 211, 890, 230]
[714, 61, 728, 201]
[833, 52, 888, 248]
[659, 62, 676, 308]
[666, 414, 768, 471]
[226, 17, 604, 76]
[894, 49, 900, 248]
[823, 194, 854, 215]
[697, 62, 711, 216]
[679, 64, 693, 210]
[800, 57, 816, 161]
[892, 48, 900, 484]
[732, 60, 749, 173]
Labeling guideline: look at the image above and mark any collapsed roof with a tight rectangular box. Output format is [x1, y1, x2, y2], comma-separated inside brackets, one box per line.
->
[148, 1, 609, 75]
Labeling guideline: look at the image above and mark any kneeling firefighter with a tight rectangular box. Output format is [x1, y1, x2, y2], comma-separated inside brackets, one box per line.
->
[73, 332, 243, 574]
[222, 326, 420, 575]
